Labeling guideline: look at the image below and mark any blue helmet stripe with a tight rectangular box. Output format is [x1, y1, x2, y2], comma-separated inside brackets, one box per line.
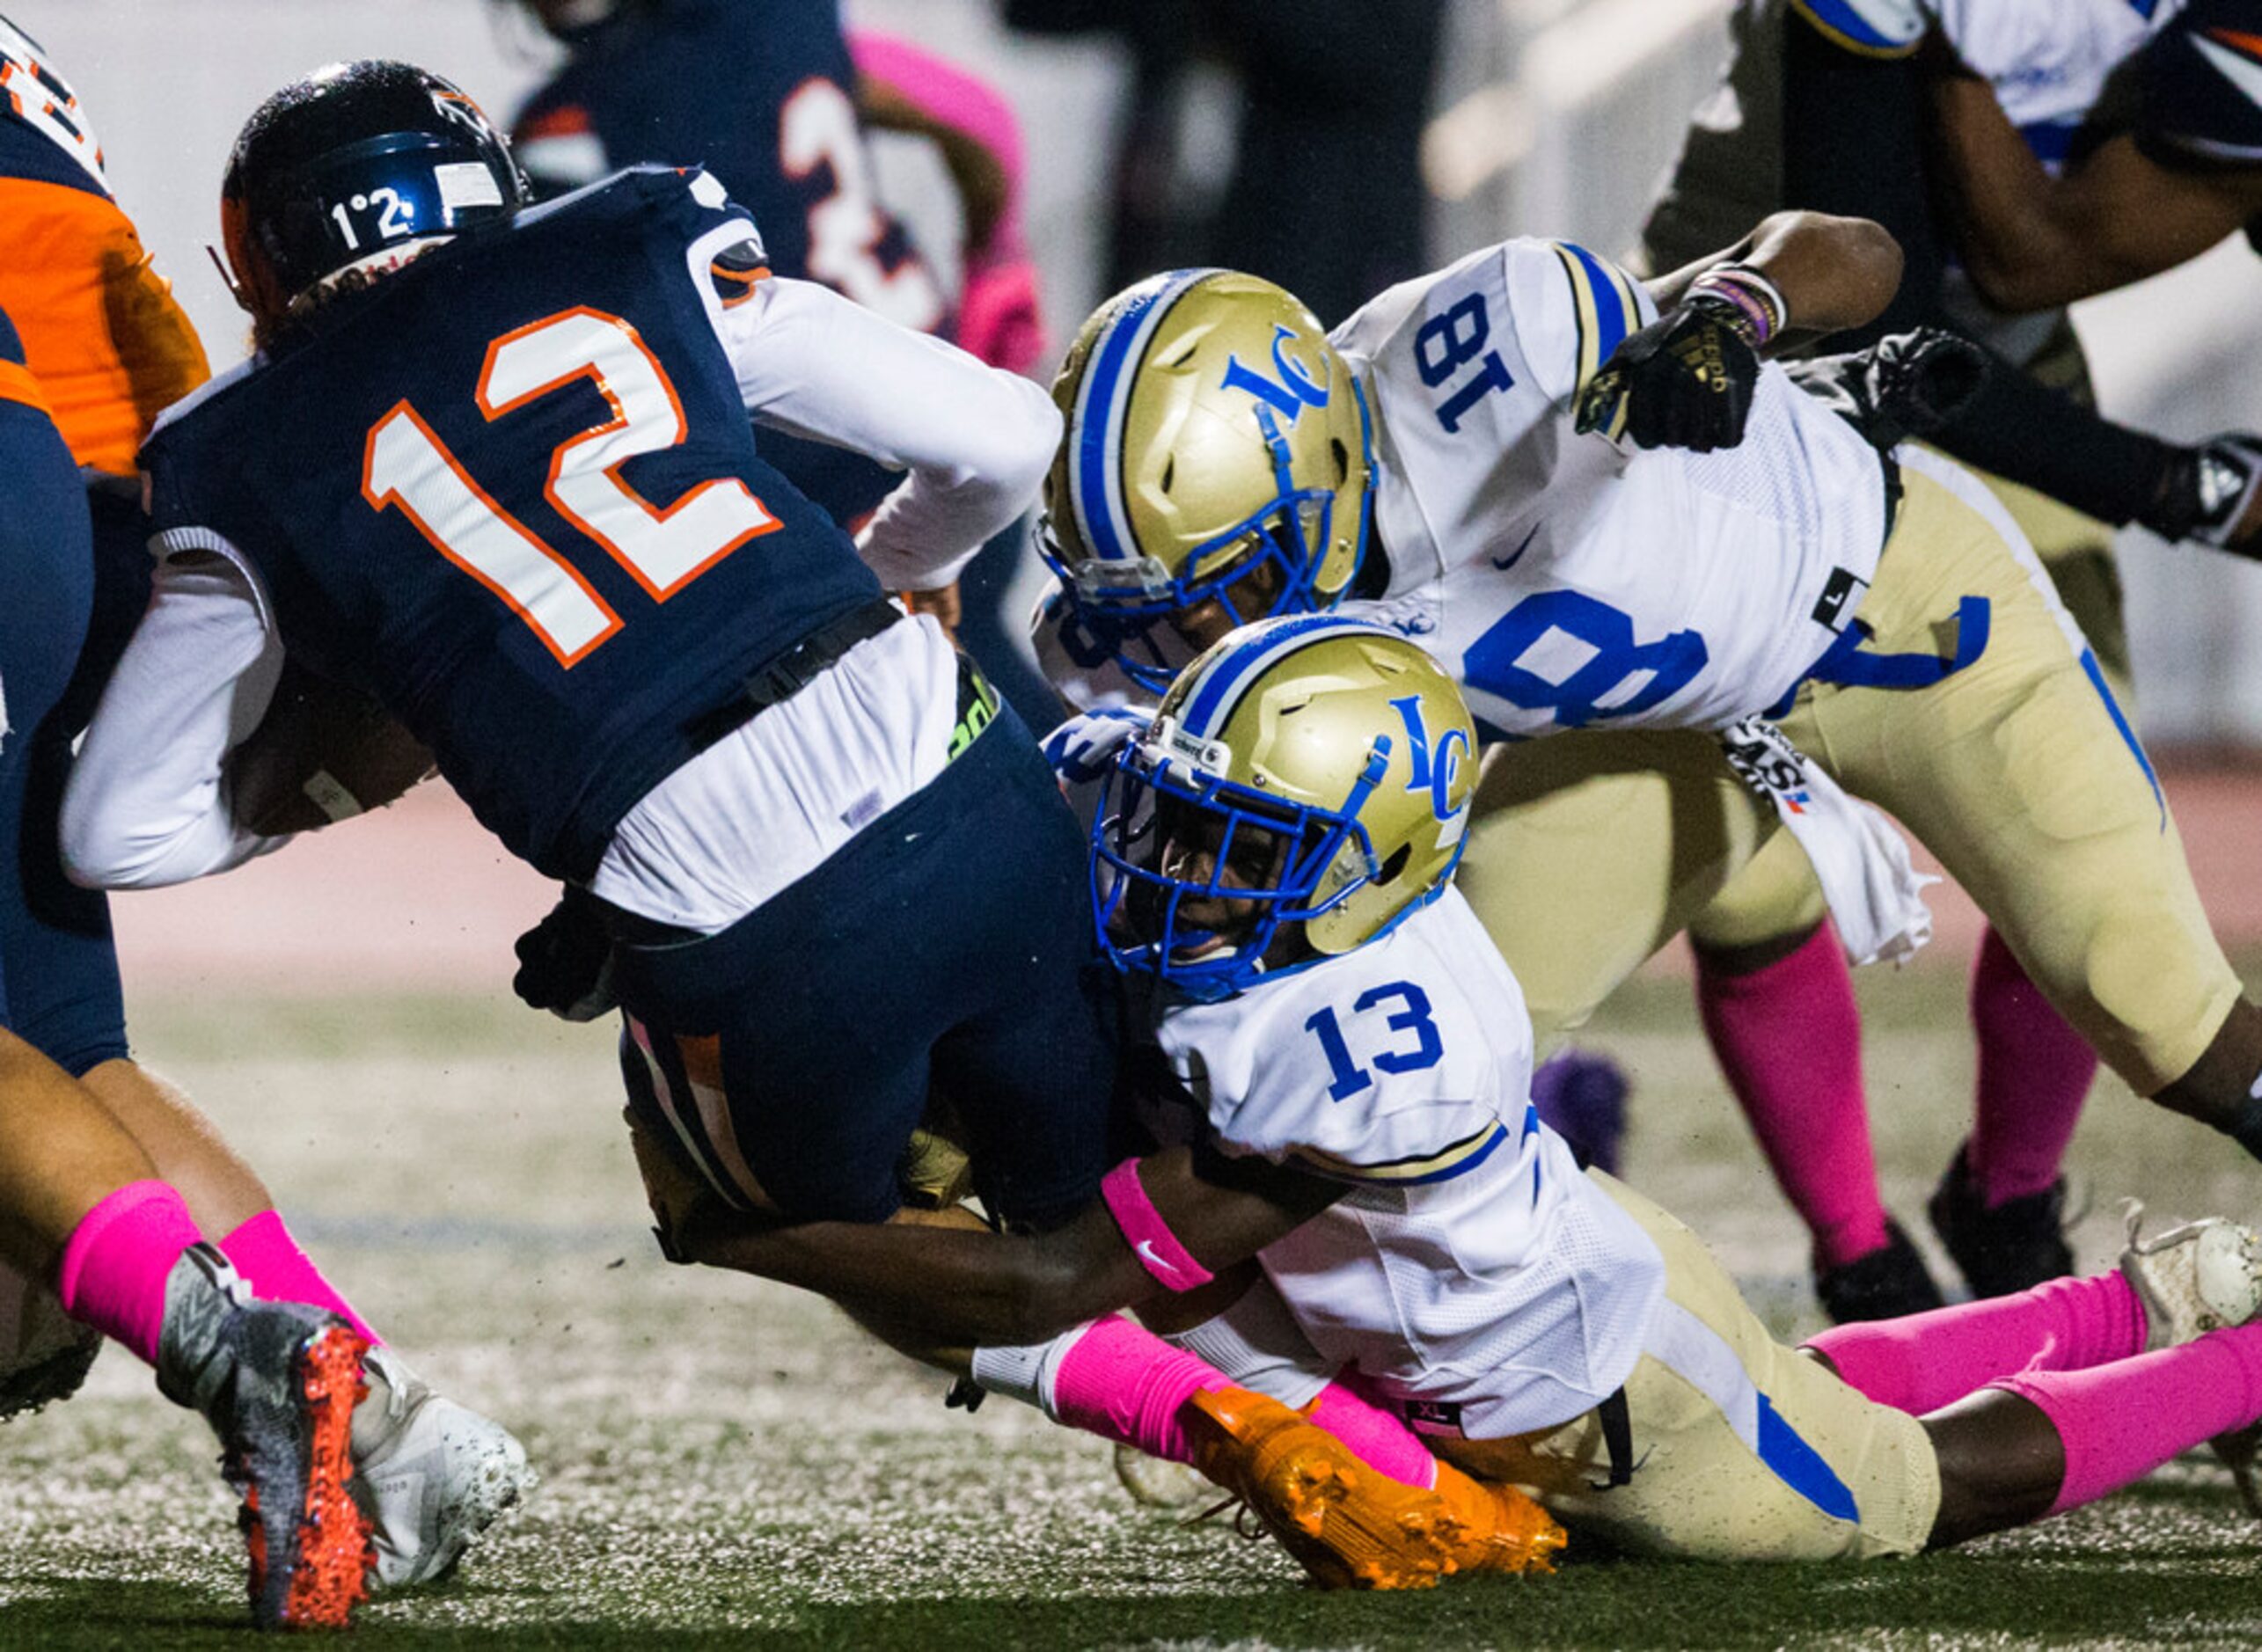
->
[1071, 269, 1213, 567]
[1177, 614, 1383, 738]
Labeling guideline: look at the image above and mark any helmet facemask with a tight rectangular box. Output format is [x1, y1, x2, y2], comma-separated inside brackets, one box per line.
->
[1090, 714, 1390, 1000]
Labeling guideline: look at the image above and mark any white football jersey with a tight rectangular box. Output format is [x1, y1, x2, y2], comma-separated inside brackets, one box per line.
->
[1034, 241, 1892, 740]
[1154, 889, 1666, 1439]
[1336, 240, 1890, 739]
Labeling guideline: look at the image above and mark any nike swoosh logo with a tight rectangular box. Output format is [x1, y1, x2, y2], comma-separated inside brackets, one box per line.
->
[1135, 1239, 1182, 1278]
[1492, 525, 1539, 571]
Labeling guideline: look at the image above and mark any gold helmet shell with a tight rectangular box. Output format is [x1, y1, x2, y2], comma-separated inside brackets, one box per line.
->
[1093, 615, 1476, 994]
[1042, 270, 1373, 634]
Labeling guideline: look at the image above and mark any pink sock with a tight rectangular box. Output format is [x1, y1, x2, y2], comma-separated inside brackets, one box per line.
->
[1808, 1269, 2145, 1414]
[54, 1180, 201, 1366]
[1968, 926, 2096, 1206]
[1696, 925, 1888, 1269]
[217, 1210, 382, 1347]
[1312, 1374, 1437, 1489]
[1048, 1316, 1227, 1465]
[1993, 1320, 2262, 1516]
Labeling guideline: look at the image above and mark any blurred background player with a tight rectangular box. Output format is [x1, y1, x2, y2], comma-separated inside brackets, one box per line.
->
[502, 0, 1059, 721]
[1634, 0, 2262, 1315]
[655, 616, 2262, 1567]
[0, 15, 526, 1585]
[999, 0, 1445, 328]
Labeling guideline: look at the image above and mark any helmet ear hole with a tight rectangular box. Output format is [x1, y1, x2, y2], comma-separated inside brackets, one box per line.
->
[1376, 844, 1412, 887]
[1160, 456, 1176, 495]
[1331, 438, 1351, 486]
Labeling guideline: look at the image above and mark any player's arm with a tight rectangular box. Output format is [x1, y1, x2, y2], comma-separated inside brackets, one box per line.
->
[60, 545, 286, 888]
[1570, 210, 1900, 451]
[673, 1142, 1343, 1347]
[1928, 85, 2262, 313]
[714, 262, 1060, 591]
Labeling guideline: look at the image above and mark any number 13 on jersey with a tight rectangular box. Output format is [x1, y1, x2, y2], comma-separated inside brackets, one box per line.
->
[362, 305, 779, 667]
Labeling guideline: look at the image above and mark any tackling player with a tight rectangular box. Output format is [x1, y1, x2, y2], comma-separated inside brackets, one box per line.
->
[0, 17, 526, 1587]
[663, 617, 2262, 1573]
[1636, 0, 2262, 1314]
[1016, 228, 2262, 1298]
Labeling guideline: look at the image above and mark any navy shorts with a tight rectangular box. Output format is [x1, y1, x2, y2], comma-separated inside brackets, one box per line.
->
[611, 698, 1118, 1228]
[0, 405, 128, 1076]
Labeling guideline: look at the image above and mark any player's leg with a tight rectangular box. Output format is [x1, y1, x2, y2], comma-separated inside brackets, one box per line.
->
[1936, 456, 2119, 1295]
[1797, 450, 2257, 1150]
[1686, 836, 1939, 1320]
[1455, 725, 1774, 1049]
[1438, 1171, 1943, 1561]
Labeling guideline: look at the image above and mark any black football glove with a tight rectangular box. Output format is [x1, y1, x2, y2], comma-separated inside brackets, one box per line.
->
[2141, 434, 2262, 556]
[1787, 327, 1991, 454]
[512, 886, 619, 1022]
[1576, 295, 1761, 453]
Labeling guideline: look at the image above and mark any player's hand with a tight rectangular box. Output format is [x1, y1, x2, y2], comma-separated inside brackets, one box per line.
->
[2144, 434, 2262, 556]
[511, 888, 618, 1022]
[898, 581, 963, 640]
[1577, 296, 1761, 452]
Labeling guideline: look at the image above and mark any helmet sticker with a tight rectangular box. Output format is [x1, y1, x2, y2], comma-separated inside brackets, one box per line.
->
[1219, 325, 1331, 426]
[436, 160, 505, 211]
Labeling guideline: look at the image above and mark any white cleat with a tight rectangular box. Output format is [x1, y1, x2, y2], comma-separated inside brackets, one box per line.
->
[2119, 1201, 2262, 1518]
[2119, 1201, 2262, 1351]
[351, 1348, 533, 1588]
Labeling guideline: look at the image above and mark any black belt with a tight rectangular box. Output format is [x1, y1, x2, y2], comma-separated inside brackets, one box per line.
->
[681, 597, 904, 755]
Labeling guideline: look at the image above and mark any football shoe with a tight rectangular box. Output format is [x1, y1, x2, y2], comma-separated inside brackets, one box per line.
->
[1927, 1146, 2074, 1298]
[2118, 1202, 2262, 1520]
[1814, 1221, 1945, 1325]
[1426, 1459, 1567, 1577]
[1182, 1385, 1462, 1590]
[352, 1348, 532, 1588]
[156, 1244, 372, 1630]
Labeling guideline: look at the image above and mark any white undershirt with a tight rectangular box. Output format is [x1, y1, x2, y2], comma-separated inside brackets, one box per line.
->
[62, 252, 1059, 932]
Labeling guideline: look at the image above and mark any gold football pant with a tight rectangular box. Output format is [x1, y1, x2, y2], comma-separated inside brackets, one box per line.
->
[1457, 450, 2240, 1097]
[1443, 1173, 1942, 1560]
[1687, 445, 2127, 954]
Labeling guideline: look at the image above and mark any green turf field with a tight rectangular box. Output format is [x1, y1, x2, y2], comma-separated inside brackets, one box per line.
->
[4, 961, 2259, 1648]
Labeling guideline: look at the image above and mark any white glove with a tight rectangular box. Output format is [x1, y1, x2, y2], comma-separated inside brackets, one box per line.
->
[1041, 706, 1151, 786]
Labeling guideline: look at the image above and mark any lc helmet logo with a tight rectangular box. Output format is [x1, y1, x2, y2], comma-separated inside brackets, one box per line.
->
[1219, 324, 1333, 426]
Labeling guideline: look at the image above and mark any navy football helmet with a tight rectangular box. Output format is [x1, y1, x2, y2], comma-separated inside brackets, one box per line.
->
[221, 61, 526, 331]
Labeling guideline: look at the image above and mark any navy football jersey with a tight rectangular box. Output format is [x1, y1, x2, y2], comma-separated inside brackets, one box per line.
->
[512, 1, 943, 527]
[139, 167, 884, 882]
[2133, 2, 2262, 171]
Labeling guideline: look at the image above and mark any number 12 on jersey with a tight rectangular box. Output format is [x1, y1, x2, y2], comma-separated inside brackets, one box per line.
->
[362, 305, 780, 667]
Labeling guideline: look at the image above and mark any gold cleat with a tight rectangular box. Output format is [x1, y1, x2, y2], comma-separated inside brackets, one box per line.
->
[1182, 1385, 1463, 1590]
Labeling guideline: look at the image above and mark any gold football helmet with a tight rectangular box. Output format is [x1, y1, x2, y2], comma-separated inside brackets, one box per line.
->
[1042, 270, 1373, 691]
[1092, 615, 1475, 996]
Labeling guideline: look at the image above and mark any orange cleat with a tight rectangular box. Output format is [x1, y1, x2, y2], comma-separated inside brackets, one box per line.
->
[1182, 1385, 1462, 1590]
[1428, 1459, 1567, 1576]
[232, 1321, 374, 1629]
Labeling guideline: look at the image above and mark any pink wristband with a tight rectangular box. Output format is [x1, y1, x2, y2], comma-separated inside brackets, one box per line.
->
[1102, 1159, 1215, 1292]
